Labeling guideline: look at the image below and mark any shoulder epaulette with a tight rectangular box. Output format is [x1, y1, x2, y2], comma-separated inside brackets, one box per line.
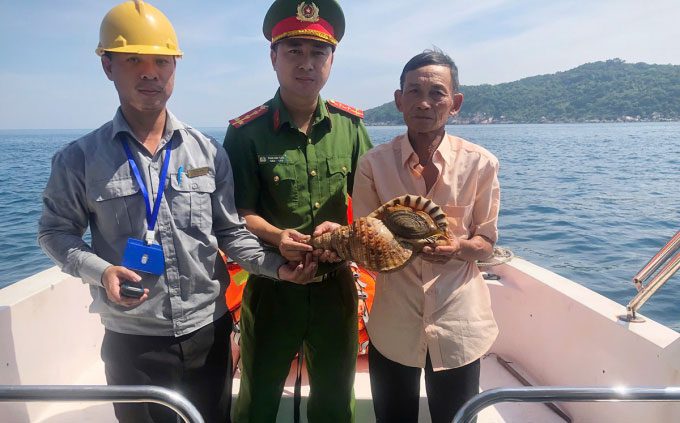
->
[229, 105, 269, 128]
[326, 99, 364, 119]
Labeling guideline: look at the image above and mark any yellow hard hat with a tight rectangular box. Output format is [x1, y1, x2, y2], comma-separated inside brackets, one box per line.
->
[96, 0, 182, 57]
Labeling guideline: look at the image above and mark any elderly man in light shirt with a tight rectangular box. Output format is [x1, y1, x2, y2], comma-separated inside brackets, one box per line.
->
[351, 49, 501, 423]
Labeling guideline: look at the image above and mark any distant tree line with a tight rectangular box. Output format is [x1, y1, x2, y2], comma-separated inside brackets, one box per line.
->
[363, 59, 680, 125]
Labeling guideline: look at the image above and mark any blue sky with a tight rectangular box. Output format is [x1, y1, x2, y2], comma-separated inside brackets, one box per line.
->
[1, 0, 679, 129]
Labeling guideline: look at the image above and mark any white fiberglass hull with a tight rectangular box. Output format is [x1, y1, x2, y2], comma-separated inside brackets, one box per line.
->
[1, 258, 679, 422]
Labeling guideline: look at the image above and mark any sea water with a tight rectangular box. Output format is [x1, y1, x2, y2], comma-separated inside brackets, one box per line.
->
[1, 123, 678, 330]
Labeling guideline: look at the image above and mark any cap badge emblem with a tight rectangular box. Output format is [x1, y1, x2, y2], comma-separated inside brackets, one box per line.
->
[296, 2, 320, 22]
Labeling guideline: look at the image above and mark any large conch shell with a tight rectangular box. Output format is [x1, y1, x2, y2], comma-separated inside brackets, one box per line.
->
[311, 195, 450, 272]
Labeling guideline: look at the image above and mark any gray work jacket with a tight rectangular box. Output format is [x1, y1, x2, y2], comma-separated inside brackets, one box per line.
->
[38, 108, 284, 336]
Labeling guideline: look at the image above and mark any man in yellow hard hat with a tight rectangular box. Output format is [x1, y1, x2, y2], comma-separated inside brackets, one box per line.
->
[223, 1, 373, 422]
[38, 1, 314, 422]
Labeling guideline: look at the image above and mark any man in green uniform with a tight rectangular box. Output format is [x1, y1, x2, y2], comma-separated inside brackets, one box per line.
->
[223, 1, 372, 421]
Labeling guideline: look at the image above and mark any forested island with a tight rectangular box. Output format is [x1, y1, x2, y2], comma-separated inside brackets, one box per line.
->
[364, 59, 680, 125]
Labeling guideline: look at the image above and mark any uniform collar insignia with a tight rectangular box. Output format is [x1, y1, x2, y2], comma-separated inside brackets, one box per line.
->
[296, 2, 320, 22]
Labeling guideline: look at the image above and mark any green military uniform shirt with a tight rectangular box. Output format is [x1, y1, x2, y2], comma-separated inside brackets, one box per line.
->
[224, 90, 372, 274]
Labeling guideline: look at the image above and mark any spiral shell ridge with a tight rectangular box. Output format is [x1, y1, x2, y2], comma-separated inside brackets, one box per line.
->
[310, 195, 448, 272]
[370, 194, 448, 234]
[311, 217, 414, 272]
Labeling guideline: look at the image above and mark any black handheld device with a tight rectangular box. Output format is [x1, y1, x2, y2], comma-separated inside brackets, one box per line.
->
[120, 281, 145, 299]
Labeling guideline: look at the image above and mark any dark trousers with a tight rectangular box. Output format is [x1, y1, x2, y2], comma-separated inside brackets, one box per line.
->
[368, 343, 480, 423]
[101, 314, 233, 423]
[234, 267, 358, 423]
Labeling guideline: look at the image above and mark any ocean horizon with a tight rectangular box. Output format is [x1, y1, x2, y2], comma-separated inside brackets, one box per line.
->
[5, 120, 680, 132]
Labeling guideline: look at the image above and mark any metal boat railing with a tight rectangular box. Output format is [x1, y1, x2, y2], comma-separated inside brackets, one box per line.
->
[5, 384, 680, 423]
[620, 230, 680, 322]
[0, 385, 204, 423]
[453, 386, 680, 423]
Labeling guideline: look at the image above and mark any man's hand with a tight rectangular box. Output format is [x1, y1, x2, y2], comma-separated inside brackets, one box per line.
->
[277, 252, 318, 285]
[102, 266, 148, 307]
[312, 221, 343, 263]
[421, 236, 462, 264]
[278, 229, 314, 261]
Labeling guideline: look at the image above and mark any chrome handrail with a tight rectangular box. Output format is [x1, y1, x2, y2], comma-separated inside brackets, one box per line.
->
[0, 385, 204, 423]
[453, 386, 680, 423]
[620, 230, 680, 322]
[633, 231, 680, 289]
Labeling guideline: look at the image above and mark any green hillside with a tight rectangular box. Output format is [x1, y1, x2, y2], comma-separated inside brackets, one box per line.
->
[364, 59, 680, 125]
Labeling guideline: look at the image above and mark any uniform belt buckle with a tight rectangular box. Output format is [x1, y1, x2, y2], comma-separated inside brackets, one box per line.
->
[310, 263, 347, 283]
[322, 269, 337, 282]
[309, 271, 333, 284]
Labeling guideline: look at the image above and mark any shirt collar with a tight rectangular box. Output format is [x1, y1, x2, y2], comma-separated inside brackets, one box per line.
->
[271, 89, 331, 133]
[399, 132, 452, 169]
[398, 133, 417, 168]
[111, 107, 184, 147]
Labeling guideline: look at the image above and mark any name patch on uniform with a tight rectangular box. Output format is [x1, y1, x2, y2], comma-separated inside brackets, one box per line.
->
[186, 167, 210, 178]
[258, 155, 288, 164]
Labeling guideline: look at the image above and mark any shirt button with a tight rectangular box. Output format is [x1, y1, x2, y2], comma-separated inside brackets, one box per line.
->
[273, 175, 280, 182]
[314, 202, 321, 209]
[342, 166, 347, 172]
[191, 183, 198, 189]
[310, 170, 317, 177]
[307, 138, 312, 144]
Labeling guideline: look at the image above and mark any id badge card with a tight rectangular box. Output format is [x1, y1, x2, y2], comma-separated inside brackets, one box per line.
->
[122, 238, 165, 276]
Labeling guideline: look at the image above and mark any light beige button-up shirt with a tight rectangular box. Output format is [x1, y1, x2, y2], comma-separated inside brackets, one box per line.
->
[352, 133, 500, 371]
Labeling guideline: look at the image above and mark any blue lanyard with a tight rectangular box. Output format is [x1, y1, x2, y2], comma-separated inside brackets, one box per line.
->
[121, 137, 173, 244]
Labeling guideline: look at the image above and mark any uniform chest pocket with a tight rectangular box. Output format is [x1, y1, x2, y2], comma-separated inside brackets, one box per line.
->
[261, 162, 298, 209]
[326, 156, 350, 196]
[442, 203, 474, 238]
[169, 173, 216, 229]
[88, 177, 140, 235]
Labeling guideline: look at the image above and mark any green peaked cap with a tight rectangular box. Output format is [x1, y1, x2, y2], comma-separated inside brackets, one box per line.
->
[263, 0, 345, 46]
